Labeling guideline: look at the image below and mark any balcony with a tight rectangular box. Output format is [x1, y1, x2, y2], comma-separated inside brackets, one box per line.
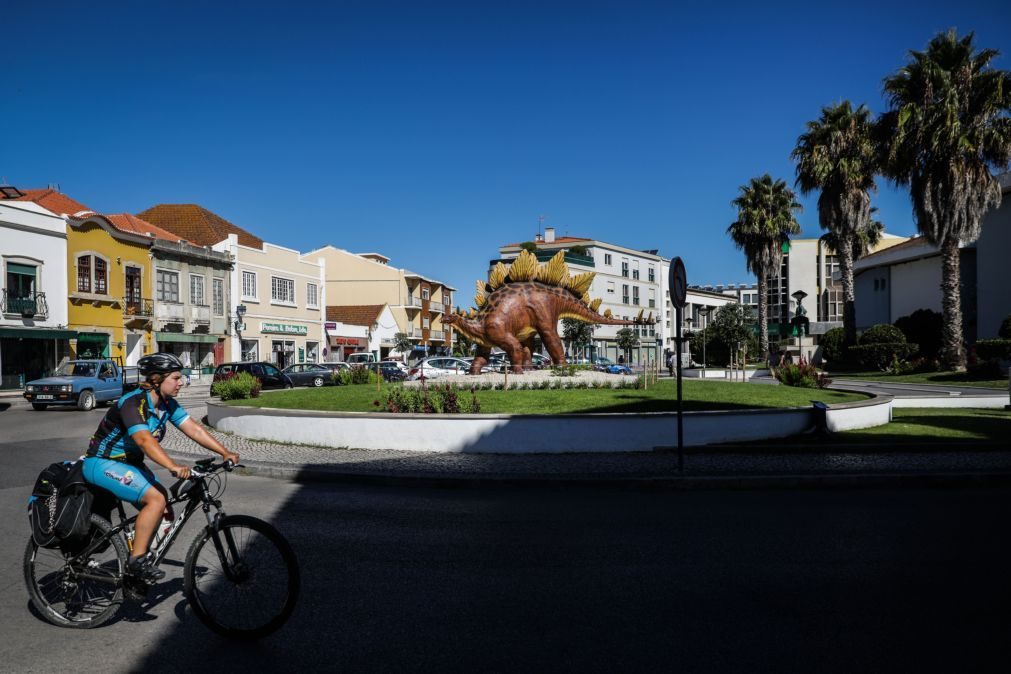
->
[123, 297, 154, 319]
[2, 290, 48, 318]
[406, 296, 425, 308]
[190, 304, 211, 324]
[155, 301, 185, 324]
[430, 330, 445, 340]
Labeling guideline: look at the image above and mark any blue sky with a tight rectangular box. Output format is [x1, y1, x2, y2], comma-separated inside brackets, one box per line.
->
[5, 0, 1010, 303]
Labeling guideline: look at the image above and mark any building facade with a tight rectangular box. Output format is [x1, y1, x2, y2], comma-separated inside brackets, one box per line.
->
[306, 246, 455, 360]
[0, 196, 74, 389]
[975, 173, 1011, 339]
[324, 304, 399, 361]
[495, 228, 662, 364]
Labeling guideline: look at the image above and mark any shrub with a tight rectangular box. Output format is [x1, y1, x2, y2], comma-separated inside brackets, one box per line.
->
[211, 371, 262, 400]
[819, 327, 847, 364]
[774, 362, 832, 388]
[974, 339, 1011, 361]
[337, 365, 378, 386]
[381, 383, 479, 414]
[550, 364, 580, 377]
[894, 309, 942, 359]
[859, 323, 906, 345]
[847, 343, 918, 371]
[999, 315, 1011, 339]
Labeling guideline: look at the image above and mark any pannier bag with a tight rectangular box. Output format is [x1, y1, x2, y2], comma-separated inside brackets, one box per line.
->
[27, 460, 94, 548]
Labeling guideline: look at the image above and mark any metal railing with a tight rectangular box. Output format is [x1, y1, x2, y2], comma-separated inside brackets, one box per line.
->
[430, 330, 445, 340]
[406, 296, 425, 308]
[123, 297, 154, 317]
[1, 290, 48, 318]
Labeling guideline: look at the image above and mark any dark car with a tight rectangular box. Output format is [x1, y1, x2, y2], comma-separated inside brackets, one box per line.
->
[213, 362, 293, 389]
[282, 363, 337, 387]
[376, 361, 407, 382]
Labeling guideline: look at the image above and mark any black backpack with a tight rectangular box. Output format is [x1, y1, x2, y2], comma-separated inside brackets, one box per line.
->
[27, 461, 95, 548]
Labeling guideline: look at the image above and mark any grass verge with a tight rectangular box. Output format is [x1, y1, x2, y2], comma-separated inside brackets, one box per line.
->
[225, 380, 866, 414]
[829, 370, 1007, 389]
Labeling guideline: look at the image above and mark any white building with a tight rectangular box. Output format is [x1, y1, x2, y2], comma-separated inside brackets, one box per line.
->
[0, 195, 73, 389]
[324, 304, 400, 362]
[495, 227, 662, 364]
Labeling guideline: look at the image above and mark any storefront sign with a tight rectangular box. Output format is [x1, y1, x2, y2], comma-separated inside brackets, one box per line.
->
[261, 322, 308, 335]
[330, 336, 366, 346]
[324, 322, 338, 331]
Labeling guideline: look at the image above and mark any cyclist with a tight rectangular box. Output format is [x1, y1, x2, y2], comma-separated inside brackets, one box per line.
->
[81, 352, 239, 583]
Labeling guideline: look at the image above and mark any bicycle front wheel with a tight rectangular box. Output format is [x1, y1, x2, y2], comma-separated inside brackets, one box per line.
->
[183, 514, 300, 640]
[24, 514, 127, 629]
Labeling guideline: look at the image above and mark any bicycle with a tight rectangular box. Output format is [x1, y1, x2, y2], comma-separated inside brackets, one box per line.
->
[24, 458, 300, 640]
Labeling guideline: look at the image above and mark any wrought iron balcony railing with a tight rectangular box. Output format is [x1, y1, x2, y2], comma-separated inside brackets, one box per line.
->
[2, 290, 48, 318]
[123, 297, 154, 318]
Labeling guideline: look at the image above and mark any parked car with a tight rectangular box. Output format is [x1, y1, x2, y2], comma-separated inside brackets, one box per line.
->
[605, 364, 633, 375]
[23, 359, 141, 411]
[213, 362, 293, 390]
[376, 362, 407, 382]
[407, 356, 473, 380]
[346, 352, 377, 365]
[282, 363, 336, 387]
[591, 356, 616, 372]
[460, 357, 497, 374]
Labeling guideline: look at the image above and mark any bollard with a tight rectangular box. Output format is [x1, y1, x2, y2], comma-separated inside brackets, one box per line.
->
[812, 401, 829, 434]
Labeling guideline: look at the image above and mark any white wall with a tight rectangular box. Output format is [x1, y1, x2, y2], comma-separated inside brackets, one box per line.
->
[890, 256, 942, 321]
[976, 190, 1011, 338]
[0, 202, 69, 328]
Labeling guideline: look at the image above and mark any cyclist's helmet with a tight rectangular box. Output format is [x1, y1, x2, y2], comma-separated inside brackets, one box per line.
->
[137, 352, 185, 376]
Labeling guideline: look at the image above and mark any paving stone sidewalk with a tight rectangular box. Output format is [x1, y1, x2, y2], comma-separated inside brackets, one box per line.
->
[161, 402, 1011, 485]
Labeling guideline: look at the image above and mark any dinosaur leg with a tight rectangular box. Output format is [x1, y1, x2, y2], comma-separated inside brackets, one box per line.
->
[540, 328, 566, 365]
[496, 334, 526, 374]
[471, 345, 492, 375]
[521, 338, 536, 370]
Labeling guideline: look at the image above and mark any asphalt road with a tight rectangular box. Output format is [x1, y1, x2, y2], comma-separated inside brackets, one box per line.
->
[2, 397, 1010, 672]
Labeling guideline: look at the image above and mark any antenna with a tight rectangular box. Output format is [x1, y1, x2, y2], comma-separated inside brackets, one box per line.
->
[538, 214, 544, 238]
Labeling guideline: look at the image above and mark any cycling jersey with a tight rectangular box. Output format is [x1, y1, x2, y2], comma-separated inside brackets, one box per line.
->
[86, 388, 190, 464]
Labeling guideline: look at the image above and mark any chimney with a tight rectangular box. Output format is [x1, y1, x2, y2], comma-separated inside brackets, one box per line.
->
[544, 227, 555, 243]
[534, 233, 543, 243]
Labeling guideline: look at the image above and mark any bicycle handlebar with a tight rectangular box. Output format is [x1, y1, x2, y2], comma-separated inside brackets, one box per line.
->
[170, 459, 245, 479]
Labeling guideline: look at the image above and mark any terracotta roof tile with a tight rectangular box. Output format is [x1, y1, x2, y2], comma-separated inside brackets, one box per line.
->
[136, 204, 263, 248]
[7, 188, 92, 216]
[326, 305, 385, 326]
[104, 213, 188, 243]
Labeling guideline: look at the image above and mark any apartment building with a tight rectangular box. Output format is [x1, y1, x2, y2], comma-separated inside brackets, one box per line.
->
[495, 227, 662, 364]
[305, 246, 455, 360]
[140, 205, 325, 367]
[0, 191, 74, 389]
[764, 233, 909, 337]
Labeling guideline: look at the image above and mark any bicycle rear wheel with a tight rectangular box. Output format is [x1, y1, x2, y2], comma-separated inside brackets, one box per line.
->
[24, 514, 127, 628]
[183, 514, 300, 640]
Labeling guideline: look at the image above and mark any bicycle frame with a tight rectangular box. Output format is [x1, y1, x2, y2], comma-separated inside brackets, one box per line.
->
[69, 464, 233, 585]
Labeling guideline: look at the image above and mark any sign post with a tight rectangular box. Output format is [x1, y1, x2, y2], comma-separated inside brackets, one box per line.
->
[669, 257, 688, 472]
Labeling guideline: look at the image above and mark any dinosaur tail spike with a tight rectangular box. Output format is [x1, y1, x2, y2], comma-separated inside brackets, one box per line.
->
[474, 280, 486, 307]
[603, 308, 613, 318]
[589, 298, 602, 312]
[568, 272, 595, 297]
[489, 262, 508, 290]
[636, 309, 644, 322]
[581, 292, 591, 305]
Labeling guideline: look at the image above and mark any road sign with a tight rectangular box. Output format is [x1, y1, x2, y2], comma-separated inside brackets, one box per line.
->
[669, 257, 687, 308]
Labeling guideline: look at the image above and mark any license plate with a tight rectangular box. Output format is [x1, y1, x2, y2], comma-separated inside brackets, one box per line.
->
[36, 395, 54, 400]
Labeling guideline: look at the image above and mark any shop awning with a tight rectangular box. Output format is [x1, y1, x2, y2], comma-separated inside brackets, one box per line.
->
[0, 327, 78, 339]
[155, 332, 220, 344]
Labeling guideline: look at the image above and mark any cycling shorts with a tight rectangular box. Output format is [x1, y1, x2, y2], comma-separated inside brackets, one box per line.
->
[82, 457, 159, 506]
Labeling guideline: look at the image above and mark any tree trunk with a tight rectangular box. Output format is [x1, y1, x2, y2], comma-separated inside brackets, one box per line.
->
[757, 271, 769, 364]
[939, 237, 966, 371]
[838, 237, 857, 346]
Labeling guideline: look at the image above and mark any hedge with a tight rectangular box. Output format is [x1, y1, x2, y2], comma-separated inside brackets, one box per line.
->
[848, 343, 918, 371]
[975, 339, 1011, 361]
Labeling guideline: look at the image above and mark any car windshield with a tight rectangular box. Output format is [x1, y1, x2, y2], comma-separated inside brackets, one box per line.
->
[54, 362, 96, 377]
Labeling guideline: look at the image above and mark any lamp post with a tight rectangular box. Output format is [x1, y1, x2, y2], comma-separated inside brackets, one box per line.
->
[698, 306, 712, 377]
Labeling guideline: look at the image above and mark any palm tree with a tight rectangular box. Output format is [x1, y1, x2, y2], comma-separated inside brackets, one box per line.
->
[791, 101, 879, 346]
[728, 174, 803, 362]
[879, 30, 1011, 370]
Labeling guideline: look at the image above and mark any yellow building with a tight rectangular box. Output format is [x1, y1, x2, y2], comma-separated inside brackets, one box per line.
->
[65, 214, 171, 364]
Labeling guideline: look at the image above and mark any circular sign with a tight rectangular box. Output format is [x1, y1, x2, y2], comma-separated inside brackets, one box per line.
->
[669, 257, 687, 308]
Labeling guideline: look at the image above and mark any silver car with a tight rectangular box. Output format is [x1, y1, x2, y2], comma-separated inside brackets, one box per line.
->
[407, 356, 473, 380]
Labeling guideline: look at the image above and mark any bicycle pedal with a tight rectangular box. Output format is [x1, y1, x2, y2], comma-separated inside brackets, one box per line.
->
[123, 577, 150, 601]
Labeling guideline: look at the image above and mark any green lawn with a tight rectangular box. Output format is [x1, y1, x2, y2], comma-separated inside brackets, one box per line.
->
[226, 380, 867, 414]
[829, 370, 1008, 389]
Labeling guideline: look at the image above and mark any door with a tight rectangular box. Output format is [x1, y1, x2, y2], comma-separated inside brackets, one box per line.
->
[213, 341, 224, 366]
[96, 361, 120, 401]
[125, 334, 143, 366]
[125, 267, 142, 312]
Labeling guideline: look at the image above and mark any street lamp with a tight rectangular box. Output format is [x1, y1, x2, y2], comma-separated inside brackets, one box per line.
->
[697, 306, 712, 376]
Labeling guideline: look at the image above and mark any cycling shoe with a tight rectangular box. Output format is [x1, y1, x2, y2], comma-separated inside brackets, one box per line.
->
[126, 555, 165, 584]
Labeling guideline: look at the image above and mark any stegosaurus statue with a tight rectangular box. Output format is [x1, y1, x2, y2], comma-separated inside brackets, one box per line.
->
[443, 250, 655, 374]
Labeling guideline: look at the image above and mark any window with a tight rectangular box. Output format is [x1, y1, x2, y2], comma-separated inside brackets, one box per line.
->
[632, 260, 640, 280]
[422, 287, 430, 300]
[604, 253, 612, 265]
[271, 276, 295, 304]
[607, 281, 615, 294]
[6, 262, 37, 299]
[422, 316, 430, 329]
[648, 267, 655, 283]
[306, 283, 318, 308]
[632, 286, 640, 306]
[241, 340, 258, 362]
[156, 270, 180, 302]
[190, 274, 205, 305]
[93, 258, 107, 294]
[622, 284, 629, 304]
[212, 278, 224, 316]
[242, 270, 257, 299]
[621, 259, 629, 278]
[306, 341, 319, 362]
[77, 256, 91, 292]
[648, 288, 655, 308]
[444, 291, 452, 305]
